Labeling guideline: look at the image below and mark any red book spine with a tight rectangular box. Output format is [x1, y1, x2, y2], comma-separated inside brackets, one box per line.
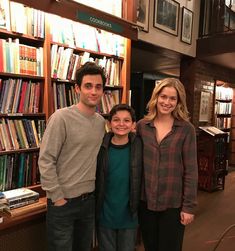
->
[18, 81, 28, 113]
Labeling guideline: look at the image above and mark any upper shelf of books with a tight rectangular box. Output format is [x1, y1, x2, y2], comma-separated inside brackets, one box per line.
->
[0, 0, 126, 58]
[48, 14, 126, 58]
[215, 85, 233, 101]
[0, 1, 45, 38]
[0, 1, 127, 79]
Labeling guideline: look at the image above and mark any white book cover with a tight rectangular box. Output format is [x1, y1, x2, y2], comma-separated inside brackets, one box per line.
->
[3, 187, 39, 200]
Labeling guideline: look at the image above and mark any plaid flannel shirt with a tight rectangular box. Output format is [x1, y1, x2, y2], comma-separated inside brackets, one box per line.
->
[136, 118, 198, 214]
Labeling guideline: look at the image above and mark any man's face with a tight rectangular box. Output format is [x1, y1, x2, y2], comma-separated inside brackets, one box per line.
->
[76, 74, 104, 108]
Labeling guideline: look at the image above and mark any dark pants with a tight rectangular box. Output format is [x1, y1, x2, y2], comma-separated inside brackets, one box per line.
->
[97, 226, 137, 251]
[139, 201, 185, 251]
[46, 192, 95, 251]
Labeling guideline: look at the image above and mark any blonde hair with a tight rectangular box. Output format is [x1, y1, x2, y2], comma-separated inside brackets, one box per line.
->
[145, 78, 189, 121]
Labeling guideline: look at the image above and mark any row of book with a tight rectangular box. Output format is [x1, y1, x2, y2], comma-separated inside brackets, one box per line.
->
[0, 153, 40, 192]
[215, 137, 228, 157]
[0, 38, 44, 76]
[0, 118, 45, 151]
[0, 0, 45, 38]
[215, 86, 233, 100]
[215, 102, 232, 114]
[0, 78, 41, 114]
[53, 82, 120, 114]
[48, 14, 125, 57]
[98, 90, 121, 114]
[51, 46, 122, 86]
[53, 82, 80, 111]
[215, 117, 231, 129]
[51, 45, 81, 80]
[198, 156, 226, 172]
[198, 172, 224, 191]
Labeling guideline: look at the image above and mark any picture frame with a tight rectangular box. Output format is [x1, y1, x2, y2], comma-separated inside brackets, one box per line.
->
[0, 0, 10, 30]
[137, 0, 150, 32]
[181, 7, 193, 44]
[153, 0, 180, 36]
[199, 91, 211, 122]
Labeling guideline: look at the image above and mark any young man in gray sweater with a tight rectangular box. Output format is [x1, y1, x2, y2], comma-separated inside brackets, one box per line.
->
[38, 62, 106, 251]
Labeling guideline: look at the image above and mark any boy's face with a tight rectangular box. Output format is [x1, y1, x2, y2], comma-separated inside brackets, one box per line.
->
[76, 74, 103, 108]
[109, 110, 136, 136]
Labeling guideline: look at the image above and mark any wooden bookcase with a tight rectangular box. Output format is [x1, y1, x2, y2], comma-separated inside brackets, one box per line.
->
[213, 80, 235, 166]
[230, 92, 235, 165]
[197, 127, 228, 192]
[0, 0, 135, 249]
[214, 81, 233, 132]
[0, 3, 47, 237]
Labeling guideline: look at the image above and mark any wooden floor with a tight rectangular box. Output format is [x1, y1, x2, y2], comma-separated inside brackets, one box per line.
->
[136, 170, 235, 251]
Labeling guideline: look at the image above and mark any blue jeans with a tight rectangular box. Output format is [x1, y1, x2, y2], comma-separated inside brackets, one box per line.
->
[46, 192, 95, 251]
[97, 226, 137, 251]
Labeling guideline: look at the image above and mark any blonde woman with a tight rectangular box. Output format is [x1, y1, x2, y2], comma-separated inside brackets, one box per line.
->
[136, 78, 198, 251]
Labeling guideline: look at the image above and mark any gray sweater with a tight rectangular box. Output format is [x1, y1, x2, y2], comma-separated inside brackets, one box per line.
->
[38, 105, 105, 202]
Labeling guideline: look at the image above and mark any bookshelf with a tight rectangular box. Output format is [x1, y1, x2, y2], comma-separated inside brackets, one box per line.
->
[214, 83, 233, 132]
[0, 4, 47, 244]
[0, 1, 134, 247]
[197, 127, 228, 192]
[214, 80, 235, 166]
[48, 14, 125, 114]
[0, 2, 46, 199]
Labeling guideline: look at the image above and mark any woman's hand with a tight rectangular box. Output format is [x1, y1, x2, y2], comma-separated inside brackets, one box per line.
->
[180, 211, 194, 225]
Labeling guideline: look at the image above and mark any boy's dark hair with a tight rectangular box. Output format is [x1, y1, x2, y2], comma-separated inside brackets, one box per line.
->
[75, 62, 106, 87]
[108, 104, 136, 122]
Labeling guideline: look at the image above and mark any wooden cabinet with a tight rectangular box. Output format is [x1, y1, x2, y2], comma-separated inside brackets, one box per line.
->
[197, 127, 228, 192]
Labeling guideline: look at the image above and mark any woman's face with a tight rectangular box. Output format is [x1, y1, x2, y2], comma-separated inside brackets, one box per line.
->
[156, 86, 178, 115]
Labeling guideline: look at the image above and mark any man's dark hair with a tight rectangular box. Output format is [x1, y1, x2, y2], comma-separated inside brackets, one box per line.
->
[75, 62, 106, 87]
[108, 104, 136, 122]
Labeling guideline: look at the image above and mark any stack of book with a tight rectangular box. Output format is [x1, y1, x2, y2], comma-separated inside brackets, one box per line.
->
[0, 191, 7, 209]
[0, 191, 8, 221]
[2, 187, 39, 211]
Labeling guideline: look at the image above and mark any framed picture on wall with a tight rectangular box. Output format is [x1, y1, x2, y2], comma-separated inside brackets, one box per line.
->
[181, 7, 193, 44]
[199, 91, 211, 122]
[137, 0, 150, 32]
[153, 0, 180, 36]
[0, 0, 10, 30]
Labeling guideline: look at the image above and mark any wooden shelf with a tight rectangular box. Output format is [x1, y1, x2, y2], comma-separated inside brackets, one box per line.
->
[197, 129, 228, 192]
[0, 28, 44, 46]
[216, 113, 232, 117]
[0, 185, 46, 231]
[51, 41, 125, 60]
[0, 197, 47, 231]
[216, 99, 232, 102]
[0, 147, 40, 155]
[0, 72, 45, 80]
[0, 113, 46, 117]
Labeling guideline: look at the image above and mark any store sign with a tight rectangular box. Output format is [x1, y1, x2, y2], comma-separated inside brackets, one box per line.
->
[76, 11, 124, 34]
